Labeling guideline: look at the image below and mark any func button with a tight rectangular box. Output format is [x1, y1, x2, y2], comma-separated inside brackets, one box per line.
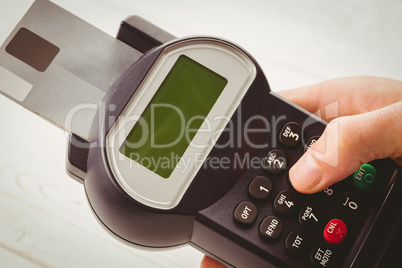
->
[304, 135, 320, 153]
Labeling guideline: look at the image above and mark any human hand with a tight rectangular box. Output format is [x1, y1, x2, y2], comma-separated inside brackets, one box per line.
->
[200, 256, 226, 268]
[281, 76, 402, 193]
[200, 76, 402, 268]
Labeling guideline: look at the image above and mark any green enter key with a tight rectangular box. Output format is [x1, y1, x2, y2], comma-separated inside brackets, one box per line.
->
[353, 164, 377, 190]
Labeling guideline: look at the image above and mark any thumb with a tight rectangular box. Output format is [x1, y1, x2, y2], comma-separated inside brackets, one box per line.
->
[200, 256, 225, 268]
[289, 101, 402, 194]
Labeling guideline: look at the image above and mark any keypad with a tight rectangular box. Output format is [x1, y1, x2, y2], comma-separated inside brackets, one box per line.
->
[261, 149, 287, 174]
[248, 176, 272, 200]
[353, 164, 376, 190]
[259, 216, 283, 241]
[273, 190, 298, 215]
[279, 122, 301, 148]
[233, 201, 258, 226]
[298, 205, 321, 229]
[231, 120, 380, 267]
[338, 192, 360, 217]
[312, 247, 334, 267]
[285, 231, 309, 256]
[304, 135, 319, 153]
[323, 219, 347, 244]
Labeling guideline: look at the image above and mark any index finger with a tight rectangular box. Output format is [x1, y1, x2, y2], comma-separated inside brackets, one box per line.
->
[278, 76, 402, 121]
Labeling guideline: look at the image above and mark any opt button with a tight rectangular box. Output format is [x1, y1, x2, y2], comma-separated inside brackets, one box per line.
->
[234, 202, 258, 226]
[324, 219, 347, 244]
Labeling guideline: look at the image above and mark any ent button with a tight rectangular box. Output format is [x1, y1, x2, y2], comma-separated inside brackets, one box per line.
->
[324, 219, 347, 244]
[353, 164, 376, 190]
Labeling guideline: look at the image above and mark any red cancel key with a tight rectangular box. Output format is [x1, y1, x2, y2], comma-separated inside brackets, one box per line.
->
[324, 219, 347, 244]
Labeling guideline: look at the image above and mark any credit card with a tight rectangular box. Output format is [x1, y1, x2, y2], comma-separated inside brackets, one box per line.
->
[0, 0, 142, 141]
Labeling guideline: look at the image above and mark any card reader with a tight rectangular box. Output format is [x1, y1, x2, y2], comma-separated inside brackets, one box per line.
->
[1, 1, 401, 267]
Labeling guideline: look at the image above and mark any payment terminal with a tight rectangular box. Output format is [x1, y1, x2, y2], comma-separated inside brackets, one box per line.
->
[1, 1, 401, 267]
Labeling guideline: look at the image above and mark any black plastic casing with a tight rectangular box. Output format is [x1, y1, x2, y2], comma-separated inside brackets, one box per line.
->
[66, 17, 402, 268]
[76, 35, 275, 248]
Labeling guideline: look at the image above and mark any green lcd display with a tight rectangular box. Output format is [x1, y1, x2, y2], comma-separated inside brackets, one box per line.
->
[120, 55, 228, 178]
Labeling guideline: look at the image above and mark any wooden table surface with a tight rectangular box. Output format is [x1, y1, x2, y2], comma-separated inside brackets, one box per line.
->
[1, 0, 401, 267]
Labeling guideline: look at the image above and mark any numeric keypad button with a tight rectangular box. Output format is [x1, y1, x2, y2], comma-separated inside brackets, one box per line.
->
[298, 205, 321, 229]
[319, 184, 341, 202]
[338, 192, 360, 217]
[261, 149, 287, 174]
[279, 122, 301, 148]
[273, 190, 298, 215]
[248, 176, 272, 200]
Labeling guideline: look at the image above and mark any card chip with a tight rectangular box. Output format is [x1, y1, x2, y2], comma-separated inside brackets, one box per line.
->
[6, 27, 60, 72]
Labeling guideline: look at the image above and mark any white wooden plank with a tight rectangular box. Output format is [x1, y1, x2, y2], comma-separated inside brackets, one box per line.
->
[0, 190, 202, 268]
[51, 0, 402, 87]
[0, 94, 203, 268]
[0, 247, 41, 268]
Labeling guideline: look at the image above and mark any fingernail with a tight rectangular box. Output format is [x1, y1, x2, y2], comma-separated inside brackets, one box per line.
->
[290, 153, 323, 191]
